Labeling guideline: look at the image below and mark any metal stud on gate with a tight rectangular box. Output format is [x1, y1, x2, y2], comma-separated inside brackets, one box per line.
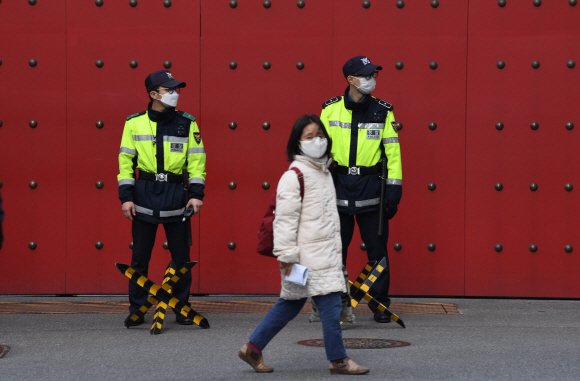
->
[360, 243, 367, 251]
[263, 0, 271, 8]
[495, 183, 503, 191]
[0, 60, 2, 66]
[297, 0, 305, 8]
[429, 61, 438, 70]
[96, 60, 104, 68]
[229, 122, 237, 130]
[130, 60, 138, 69]
[497, 61, 505, 69]
[96, 181, 104, 189]
[394, 243, 402, 251]
[28, 0, 36, 5]
[396, 1, 405, 8]
[362, 1, 370, 9]
[533, 0, 541, 7]
[29, 242, 37, 250]
[396, 62, 404, 70]
[565, 245, 573, 253]
[0, 182, 3, 189]
[530, 122, 539, 130]
[96, 121, 104, 129]
[228, 242, 236, 250]
[262, 122, 271, 130]
[529, 244, 538, 253]
[565, 183, 573, 192]
[498, 0, 506, 7]
[129, 0, 137, 7]
[431, 0, 439, 8]
[495, 122, 504, 130]
[529, 183, 538, 191]
[229, 61, 237, 69]
[429, 122, 437, 130]
[163, 0, 171, 7]
[428, 183, 436, 191]
[567, 60, 575, 68]
[495, 244, 503, 252]
[229, 182, 236, 190]
[29, 59, 37, 67]
[565, 122, 574, 130]
[163, 61, 172, 69]
[163, 241, 169, 250]
[395, 122, 403, 131]
[0, 121, 3, 128]
[95, 0, 103, 6]
[262, 182, 270, 190]
[570, 0, 577, 6]
[230, 1, 237, 9]
[29, 181, 38, 189]
[95, 241, 104, 250]
[296, 61, 305, 70]
[29, 120, 37, 128]
[263, 61, 271, 70]
[428, 243, 436, 252]
[129, 242, 134, 249]
[532, 60, 540, 69]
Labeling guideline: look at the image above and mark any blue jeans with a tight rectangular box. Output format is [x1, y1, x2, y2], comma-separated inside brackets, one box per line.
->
[249, 292, 347, 361]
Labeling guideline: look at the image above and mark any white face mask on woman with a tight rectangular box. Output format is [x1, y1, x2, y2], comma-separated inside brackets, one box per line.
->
[300, 137, 328, 159]
[155, 91, 179, 108]
[354, 76, 376, 95]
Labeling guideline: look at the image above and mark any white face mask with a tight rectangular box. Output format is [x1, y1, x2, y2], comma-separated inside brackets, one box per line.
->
[155, 91, 179, 108]
[300, 137, 328, 159]
[353, 76, 376, 95]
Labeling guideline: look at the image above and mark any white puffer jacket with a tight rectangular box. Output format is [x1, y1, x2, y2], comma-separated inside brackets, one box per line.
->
[273, 154, 347, 300]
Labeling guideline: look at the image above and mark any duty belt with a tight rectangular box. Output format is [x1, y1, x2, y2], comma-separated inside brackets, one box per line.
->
[337, 164, 380, 176]
[139, 171, 183, 183]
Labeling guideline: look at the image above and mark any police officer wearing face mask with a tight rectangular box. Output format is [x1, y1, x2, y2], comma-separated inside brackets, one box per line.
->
[117, 70, 206, 327]
[318, 56, 402, 324]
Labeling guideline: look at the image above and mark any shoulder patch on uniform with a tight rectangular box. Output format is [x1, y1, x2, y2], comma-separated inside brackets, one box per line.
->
[126, 111, 146, 121]
[373, 98, 394, 111]
[322, 96, 342, 109]
[178, 111, 196, 122]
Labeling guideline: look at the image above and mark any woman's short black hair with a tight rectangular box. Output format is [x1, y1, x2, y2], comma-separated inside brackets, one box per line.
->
[286, 114, 332, 162]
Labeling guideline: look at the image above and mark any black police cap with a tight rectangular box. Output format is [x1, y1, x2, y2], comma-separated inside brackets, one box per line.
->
[145, 70, 187, 93]
[342, 56, 382, 78]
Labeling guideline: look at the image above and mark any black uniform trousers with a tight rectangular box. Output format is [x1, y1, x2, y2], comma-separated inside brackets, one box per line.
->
[339, 210, 390, 311]
[129, 217, 192, 314]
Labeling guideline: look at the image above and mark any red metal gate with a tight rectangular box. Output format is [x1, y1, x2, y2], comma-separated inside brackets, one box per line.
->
[0, 0, 578, 298]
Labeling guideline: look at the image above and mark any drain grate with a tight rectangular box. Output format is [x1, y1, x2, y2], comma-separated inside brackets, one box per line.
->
[0, 301, 460, 315]
[298, 338, 411, 349]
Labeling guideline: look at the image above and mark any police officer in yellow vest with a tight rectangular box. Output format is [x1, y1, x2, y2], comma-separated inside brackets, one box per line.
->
[117, 70, 206, 327]
[319, 56, 402, 323]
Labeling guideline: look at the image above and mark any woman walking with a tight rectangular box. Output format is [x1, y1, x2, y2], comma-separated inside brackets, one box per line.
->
[238, 115, 369, 375]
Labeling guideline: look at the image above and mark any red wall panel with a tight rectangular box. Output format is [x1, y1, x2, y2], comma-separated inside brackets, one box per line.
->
[0, 1, 67, 294]
[465, 0, 580, 297]
[199, 0, 334, 293]
[64, 1, 201, 293]
[333, 0, 469, 295]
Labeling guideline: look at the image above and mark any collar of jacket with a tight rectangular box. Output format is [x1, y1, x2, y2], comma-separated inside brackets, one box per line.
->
[293, 154, 333, 172]
[343, 86, 371, 111]
[147, 102, 177, 124]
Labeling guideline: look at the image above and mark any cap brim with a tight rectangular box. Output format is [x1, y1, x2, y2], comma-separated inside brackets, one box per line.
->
[357, 64, 382, 75]
[159, 79, 187, 88]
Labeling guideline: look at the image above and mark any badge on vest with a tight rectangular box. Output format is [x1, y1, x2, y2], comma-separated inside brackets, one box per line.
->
[194, 132, 201, 144]
[366, 130, 381, 140]
[170, 143, 184, 153]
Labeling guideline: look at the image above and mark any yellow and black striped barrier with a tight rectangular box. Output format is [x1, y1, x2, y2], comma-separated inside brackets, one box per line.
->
[150, 265, 175, 335]
[348, 258, 406, 328]
[116, 262, 210, 330]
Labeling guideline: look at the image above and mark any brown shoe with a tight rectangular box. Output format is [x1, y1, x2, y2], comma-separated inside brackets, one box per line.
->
[238, 344, 274, 373]
[329, 357, 369, 375]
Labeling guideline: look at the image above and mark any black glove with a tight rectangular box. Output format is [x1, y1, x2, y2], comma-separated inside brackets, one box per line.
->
[386, 202, 398, 220]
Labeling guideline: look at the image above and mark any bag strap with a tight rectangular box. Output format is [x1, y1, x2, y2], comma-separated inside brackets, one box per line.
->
[289, 167, 304, 202]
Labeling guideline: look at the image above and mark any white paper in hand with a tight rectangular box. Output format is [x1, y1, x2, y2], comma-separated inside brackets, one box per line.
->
[284, 264, 308, 286]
